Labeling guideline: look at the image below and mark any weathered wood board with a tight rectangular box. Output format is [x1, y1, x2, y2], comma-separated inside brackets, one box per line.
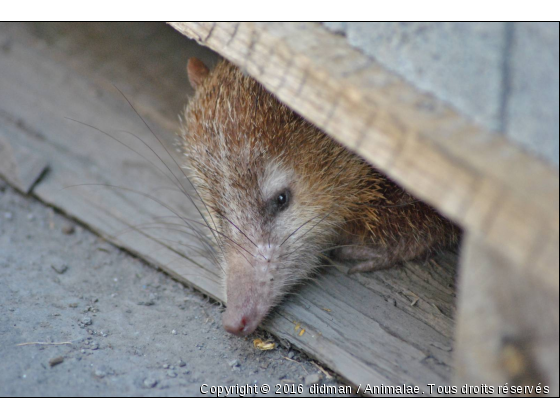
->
[0, 133, 48, 194]
[169, 22, 559, 395]
[455, 234, 559, 395]
[0, 23, 458, 392]
[169, 22, 559, 292]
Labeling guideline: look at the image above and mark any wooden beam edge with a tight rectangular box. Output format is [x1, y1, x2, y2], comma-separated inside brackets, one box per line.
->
[169, 22, 559, 289]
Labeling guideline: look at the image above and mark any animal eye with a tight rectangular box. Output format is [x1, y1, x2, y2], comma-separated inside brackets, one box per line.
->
[277, 193, 288, 206]
[272, 190, 290, 213]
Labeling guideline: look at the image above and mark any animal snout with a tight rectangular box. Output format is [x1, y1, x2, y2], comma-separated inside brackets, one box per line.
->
[222, 308, 259, 336]
[222, 251, 276, 336]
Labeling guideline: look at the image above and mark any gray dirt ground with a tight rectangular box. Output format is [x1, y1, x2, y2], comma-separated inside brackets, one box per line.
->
[0, 181, 345, 397]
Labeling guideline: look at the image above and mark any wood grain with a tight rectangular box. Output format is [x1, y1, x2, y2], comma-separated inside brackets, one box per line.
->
[455, 233, 559, 396]
[169, 22, 559, 395]
[0, 23, 459, 392]
[169, 22, 559, 291]
[0, 134, 48, 194]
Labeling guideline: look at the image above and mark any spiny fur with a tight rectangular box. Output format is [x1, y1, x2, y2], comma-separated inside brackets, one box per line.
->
[180, 60, 458, 331]
[182, 60, 456, 255]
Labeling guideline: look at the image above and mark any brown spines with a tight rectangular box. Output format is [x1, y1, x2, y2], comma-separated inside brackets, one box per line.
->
[182, 60, 457, 260]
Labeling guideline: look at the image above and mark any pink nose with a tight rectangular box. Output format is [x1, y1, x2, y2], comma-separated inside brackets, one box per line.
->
[223, 312, 257, 336]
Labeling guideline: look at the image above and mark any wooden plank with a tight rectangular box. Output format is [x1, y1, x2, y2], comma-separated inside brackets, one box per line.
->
[0, 133, 48, 194]
[265, 254, 458, 391]
[455, 233, 559, 396]
[169, 22, 559, 291]
[0, 23, 222, 301]
[0, 23, 459, 392]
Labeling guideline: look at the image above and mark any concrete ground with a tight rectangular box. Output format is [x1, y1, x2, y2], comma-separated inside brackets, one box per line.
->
[0, 181, 344, 397]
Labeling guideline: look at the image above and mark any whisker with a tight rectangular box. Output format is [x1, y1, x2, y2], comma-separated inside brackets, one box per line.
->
[114, 221, 214, 249]
[112, 223, 223, 269]
[65, 117, 224, 265]
[215, 210, 261, 258]
[316, 244, 378, 253]
[281, 204, 342, 257]
[65, 119, 186, 200]
[112, 86, 225, 257]
[280, 214, 320, 247]
[62, 183, 224, 270]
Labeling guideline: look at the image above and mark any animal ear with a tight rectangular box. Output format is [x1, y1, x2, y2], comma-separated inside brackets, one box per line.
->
[187, 57, 210, 89]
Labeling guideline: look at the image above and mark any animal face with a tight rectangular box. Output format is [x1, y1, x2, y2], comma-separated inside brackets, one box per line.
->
[182, 59, 378, 335]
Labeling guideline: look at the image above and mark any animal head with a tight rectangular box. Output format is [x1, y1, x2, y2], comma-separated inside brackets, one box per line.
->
[181, 58, 380, 335]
